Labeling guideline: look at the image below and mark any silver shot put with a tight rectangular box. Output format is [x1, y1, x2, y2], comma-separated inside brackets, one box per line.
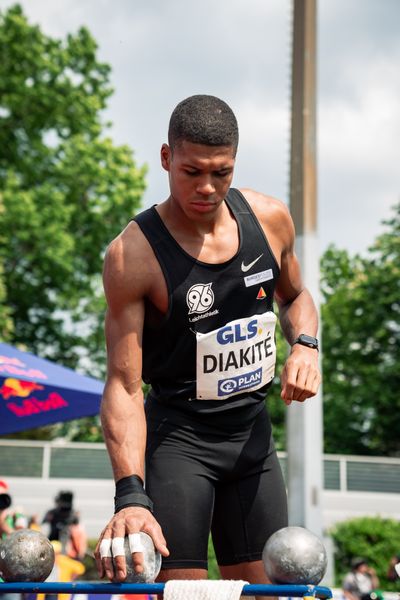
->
[113, 532, 161, 583]
[262, 526, 327, 585]
[0, 529, 55, 582]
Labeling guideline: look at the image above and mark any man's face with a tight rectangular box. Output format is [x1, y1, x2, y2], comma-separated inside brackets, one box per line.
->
[161, 140, 236, 219]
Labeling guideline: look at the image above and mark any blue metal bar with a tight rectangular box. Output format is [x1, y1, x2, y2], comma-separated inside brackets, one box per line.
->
[0, 582, 332, 598]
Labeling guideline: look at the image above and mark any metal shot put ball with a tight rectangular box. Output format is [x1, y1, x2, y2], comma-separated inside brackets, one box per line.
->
[113, 532, 162, 583]
[262, 526, 328, 585]
[0, 529, 55, 582]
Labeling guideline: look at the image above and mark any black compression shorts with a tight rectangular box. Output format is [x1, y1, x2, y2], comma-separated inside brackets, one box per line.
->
[145, 398, 288, 570]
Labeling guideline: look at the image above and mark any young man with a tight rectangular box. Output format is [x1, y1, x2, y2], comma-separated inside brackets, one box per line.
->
[95, 95, 321, 584]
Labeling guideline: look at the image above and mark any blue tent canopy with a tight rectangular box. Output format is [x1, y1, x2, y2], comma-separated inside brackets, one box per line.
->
[0, 342, 104, 435]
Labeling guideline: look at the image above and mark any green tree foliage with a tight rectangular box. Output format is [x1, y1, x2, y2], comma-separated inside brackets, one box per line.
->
[0, 242, 13, 341]
[265, 323, 287, 450]
[208, 536, 220, 580]
[0, 5, 146, 375]
[330, 516, 400, 591]
[321, 203, 400, 456]
[0, 264, 13, 340]
[0, 193, 13, 339]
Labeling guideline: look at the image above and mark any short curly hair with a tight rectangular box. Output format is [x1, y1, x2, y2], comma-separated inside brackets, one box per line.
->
[168, 95, 239, 154]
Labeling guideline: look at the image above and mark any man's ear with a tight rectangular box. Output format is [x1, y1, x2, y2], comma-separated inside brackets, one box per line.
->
[161, 143, 171, 171]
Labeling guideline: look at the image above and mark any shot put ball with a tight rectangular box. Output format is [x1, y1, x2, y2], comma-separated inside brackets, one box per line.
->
[0, 529, 55, 582]
[262, 526, 327, 585]
[113, 532, 161, 583]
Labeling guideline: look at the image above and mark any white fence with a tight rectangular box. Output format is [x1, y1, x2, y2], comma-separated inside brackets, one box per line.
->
[1, 439, 400, 538]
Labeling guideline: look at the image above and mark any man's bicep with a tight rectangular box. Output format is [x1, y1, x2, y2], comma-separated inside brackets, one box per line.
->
[245, 191, 304, 307]
[102, 237, 147, 392]
[104, 298, 145, 394]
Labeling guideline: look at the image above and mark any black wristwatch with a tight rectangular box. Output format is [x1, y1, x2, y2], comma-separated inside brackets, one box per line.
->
[292, 334, 319, 351]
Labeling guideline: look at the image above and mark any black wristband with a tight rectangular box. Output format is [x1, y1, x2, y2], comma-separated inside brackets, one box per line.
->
[116, 474, 144, 496]
[114, 475, 153, 514]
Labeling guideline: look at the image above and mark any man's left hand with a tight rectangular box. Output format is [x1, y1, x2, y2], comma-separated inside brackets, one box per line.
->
[280, 344, 321, 405]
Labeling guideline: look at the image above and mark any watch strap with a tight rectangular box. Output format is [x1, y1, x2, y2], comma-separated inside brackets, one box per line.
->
[293, 334, 319, 350]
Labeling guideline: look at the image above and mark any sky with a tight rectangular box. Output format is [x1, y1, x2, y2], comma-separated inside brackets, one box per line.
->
[1, 0, 399, 256]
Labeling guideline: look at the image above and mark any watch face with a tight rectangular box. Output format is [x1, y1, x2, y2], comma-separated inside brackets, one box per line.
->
[301, 335, 317, 344]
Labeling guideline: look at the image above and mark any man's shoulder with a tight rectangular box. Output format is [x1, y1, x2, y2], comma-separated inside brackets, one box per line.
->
[105, 219, 153, 265]
[238, 188, 291, 222]
[103, 220, 159, 299]
[238, 188, 294, 246]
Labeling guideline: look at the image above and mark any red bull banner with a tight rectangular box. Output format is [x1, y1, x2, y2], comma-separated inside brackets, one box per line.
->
[0, 343, 104, 435]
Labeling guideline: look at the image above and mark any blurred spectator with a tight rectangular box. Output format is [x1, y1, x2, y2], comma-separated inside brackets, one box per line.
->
[0, 480, 13, 538]
[42, 490, 78, 552]
[12, 506, 28, 530]
[342, 557, 381, 600]
[387, 553, 400, 582]
[0, 480, 28, 533]
[28, 513, 42, 532]
[66, 513, 88, 562]
[40, 540, 85, 600]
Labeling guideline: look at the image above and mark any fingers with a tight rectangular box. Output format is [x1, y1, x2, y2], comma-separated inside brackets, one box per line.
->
[95, 527, 114, 581]
[112, 535, 128, 581]
[281, 367, 320, 404]
[280, 347, 321, 404]
[95, 513, 128, 581]
[142, 520, 169, 558]
[94, 537, 105, 579]
[129, 532, 145, 574]
[95, 507, 169, 583]
[125, 525, 170, 577]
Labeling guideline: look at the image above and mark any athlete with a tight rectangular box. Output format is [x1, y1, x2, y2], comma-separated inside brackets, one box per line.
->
[95, 95, 321, 585]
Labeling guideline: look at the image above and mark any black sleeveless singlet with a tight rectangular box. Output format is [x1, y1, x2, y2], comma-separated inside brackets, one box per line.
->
[133, 188, 280, 414]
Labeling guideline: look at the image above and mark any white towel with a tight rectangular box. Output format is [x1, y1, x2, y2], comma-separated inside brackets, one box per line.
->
[164, 579, 249, 600]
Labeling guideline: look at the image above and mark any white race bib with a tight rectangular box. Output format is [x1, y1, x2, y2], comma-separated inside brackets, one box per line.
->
[196, 311, 277, 400]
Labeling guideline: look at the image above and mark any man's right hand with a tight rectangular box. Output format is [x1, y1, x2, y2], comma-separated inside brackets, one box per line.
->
[95, 506, 169, 582]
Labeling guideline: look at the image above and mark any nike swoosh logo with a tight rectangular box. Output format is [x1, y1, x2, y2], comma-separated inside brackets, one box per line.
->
[241, 254, 263, 272]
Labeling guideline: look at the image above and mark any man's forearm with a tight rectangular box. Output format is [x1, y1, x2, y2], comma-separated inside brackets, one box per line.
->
[277, 287, 318, 345]
[100, 380, 147, 483]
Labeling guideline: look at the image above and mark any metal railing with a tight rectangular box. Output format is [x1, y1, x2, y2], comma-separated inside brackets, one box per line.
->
[0, 582, 333, 598]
